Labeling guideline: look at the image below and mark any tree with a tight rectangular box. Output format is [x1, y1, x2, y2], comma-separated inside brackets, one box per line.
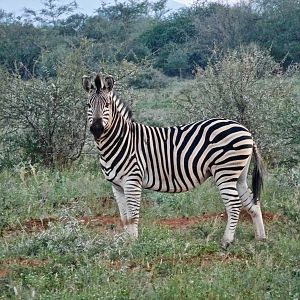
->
[150, 0, 169, 19]
[59, 13, 86, 36]
[97, 0, 149, 23]
[0, 23, 41, 74]
[252, 0, 300, 64]
[22, 0, 78, 26]
[140, 8, 195, 75]
[165, 46, 189, 77]
[141, 9, 195, 52]
[0, 9, 16, 24]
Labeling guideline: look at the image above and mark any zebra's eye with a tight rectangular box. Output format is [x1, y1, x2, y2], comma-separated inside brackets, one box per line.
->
[105, 103, 109, 108]
[86, 103, 91, 108]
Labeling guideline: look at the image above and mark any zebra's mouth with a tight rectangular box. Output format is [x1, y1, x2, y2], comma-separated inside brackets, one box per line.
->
[90, 126, 103, 139]
[90, 130, 102, 139]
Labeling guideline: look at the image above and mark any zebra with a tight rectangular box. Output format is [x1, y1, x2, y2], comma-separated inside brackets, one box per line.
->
[82, 73, 266, 248]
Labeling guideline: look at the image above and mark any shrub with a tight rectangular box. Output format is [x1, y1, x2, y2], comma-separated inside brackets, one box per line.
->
[0, 45, 89, 168]
[174, 45, 299, 166]
[128, 67, 170, 89]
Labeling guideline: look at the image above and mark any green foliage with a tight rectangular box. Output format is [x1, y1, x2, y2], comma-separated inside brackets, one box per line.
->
[164, 46, 189, 77]
[140, 9, 196, 75]
[0, 0, 298, 189]
[253, 0, 300, 65]
[97, 0, 150, 23]
[0, 23, 41, 73]
[141, 9, 195, 52]
[2, 0, 300, 79]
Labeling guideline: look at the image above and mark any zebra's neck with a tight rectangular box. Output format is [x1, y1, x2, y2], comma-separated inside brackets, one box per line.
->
[111, 91, 132, 122]
[95, 101, 133, 181]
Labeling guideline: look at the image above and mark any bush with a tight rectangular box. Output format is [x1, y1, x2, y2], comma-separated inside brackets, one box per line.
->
[174, 45, 299, 166]
[0, 45, 89, 168]
[128, 67, 170, 89]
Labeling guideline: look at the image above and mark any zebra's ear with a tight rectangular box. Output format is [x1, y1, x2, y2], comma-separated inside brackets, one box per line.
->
[105, 75, 114, 92]
[82, 75, 92, 92]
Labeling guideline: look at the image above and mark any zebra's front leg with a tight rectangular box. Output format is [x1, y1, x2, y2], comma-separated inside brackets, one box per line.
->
[112, 182, 142, 239]
[112, 184, 128, 231]
[123, 180, 142, 239]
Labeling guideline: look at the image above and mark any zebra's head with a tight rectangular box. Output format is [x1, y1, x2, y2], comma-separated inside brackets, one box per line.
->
[82, 74, 114, 140]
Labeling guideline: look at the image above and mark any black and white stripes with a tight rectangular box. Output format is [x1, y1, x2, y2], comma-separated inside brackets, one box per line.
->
[82, 74, 266, 248]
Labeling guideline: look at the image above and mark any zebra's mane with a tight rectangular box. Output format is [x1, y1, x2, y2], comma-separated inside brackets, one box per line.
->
[112, 91, 133, 121]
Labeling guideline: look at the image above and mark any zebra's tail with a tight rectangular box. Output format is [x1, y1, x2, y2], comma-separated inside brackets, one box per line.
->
[252, 142, 266, 204]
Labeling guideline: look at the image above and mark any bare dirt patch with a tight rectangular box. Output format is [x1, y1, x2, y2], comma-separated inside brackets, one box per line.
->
[6, 211, 282, 234]
[22, 217, 57, 231]
[1, 257, 47, 268]
[157, 211, 283, 229]
[4, 192, 282, 236]
[0, 269, 11, 278]
[5, 215, 121, 235]
[107, 253, 245, 272]
[99, 197, 116, 208]
[0, 257, 47, 277]
[4, 217, 57, 235]
[78, 215, 121, 229]
[196, 253, 247, 267]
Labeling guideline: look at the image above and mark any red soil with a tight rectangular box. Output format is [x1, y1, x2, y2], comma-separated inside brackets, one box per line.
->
[78, 215, 121, 227]
[0, 257, 47, 278]
[157, 211, 282, 229]
[5, 217, 57, 234]
[108, 253, 245, 272]
[4, 194, 282, 234]
[5, 215, 121, 235]
[23, 217, 57, 231]
[5, 211, 282, 234]
[0, 269, 11, 278]
[1, 257, 47, 267]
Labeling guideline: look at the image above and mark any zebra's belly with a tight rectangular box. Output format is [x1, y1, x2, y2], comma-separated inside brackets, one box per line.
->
[142, 171, 209, 193]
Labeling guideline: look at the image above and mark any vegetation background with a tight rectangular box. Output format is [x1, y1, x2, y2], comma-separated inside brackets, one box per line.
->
[0, 0, 299, 299]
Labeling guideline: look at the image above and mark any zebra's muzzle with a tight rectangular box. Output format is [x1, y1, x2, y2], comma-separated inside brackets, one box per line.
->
[90, 118, 104, 139]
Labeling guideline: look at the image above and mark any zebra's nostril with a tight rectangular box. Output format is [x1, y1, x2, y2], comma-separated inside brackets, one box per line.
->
[90, 119, 104, 139]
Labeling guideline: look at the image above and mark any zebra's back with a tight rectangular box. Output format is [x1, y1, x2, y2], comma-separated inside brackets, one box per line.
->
[140, 118, 253, 193]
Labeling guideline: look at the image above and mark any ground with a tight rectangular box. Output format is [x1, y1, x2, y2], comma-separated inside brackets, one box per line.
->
[0, 166, 299, 299]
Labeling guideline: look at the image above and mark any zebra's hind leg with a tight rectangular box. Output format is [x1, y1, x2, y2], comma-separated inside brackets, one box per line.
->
[237, 160, 266, 240]
[218, 182, 242, 249]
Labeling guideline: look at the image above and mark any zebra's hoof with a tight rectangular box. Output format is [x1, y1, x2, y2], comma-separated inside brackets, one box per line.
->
[256, 236, 267, 242]
[221, 240, 231, 250]
[221, 236, 235, 250]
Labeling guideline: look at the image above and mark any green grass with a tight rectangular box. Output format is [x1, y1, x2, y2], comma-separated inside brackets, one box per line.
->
[132, 81, 189, 127]
[0, 163, 299, 299]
